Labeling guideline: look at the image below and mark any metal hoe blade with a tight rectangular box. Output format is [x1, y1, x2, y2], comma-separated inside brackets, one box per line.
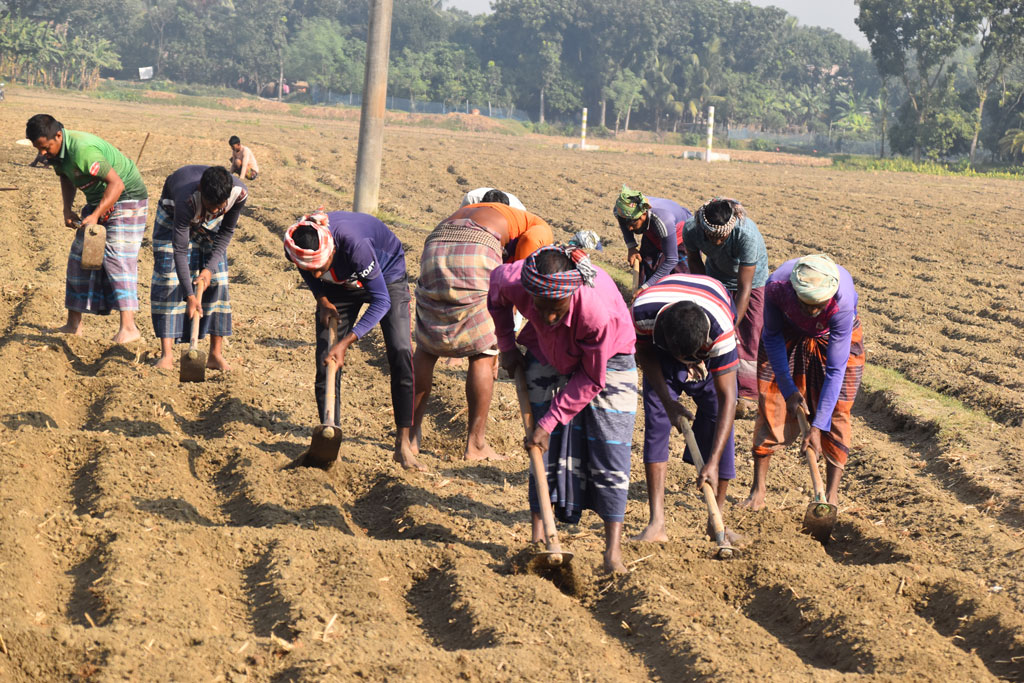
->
[301, 424, 343, 469]
[802, 500, 837, 544]
[179, 347, 207, 383]
[535, 549, 575, 566]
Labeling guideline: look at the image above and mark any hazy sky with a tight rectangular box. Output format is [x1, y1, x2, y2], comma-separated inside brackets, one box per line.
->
[446, 0, 868, 47]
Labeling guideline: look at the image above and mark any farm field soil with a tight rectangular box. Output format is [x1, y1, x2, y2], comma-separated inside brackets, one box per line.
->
[1, 89, 1023, 682]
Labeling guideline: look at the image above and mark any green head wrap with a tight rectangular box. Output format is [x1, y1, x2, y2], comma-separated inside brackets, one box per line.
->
[613, 185, 649, 220]
[790, 254, 840, 305]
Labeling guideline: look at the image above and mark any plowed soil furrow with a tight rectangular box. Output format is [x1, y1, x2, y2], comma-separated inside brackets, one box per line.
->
[4, 89, 1024, 681]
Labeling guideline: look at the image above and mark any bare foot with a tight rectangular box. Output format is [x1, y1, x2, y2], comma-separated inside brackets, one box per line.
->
[630, 523, 668, 543]
[55, 322, 83, 336]
[603, 552, 628, 574]
[112, 327, 141, 344]
[206, 353, 231, 371]
[152, 354, 174, 370]
[738, 489, 767, 511]
[394, 446, 428, 472]
[464, 441, 507, 462]
[735, 398, 757, 419]
[409, 428, 422, 456]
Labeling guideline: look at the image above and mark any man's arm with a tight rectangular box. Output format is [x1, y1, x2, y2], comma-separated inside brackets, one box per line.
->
[762, 301, 798, 399]
[81, 168, 125, 226]
[686, 249, 706, 275]
[636, 340, 682, 416]
[699, 369, 738, 487]
[59, 175, 79, 226]
[733, 265, 756, 324]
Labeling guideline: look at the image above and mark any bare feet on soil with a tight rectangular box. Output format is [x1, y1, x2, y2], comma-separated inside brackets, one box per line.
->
[464, 441, 507, 462]
[112, 326, 141, 344]
[152, 354, 174, 370]
[55, 322, 83, 335]
[735, 397, 757, 419]
[206, 353, 231, 371]
[603, 551, 627, 574]
[738, 489, 767, 511]
[630, 522, 668, 543]
[394, 444, 428, 472]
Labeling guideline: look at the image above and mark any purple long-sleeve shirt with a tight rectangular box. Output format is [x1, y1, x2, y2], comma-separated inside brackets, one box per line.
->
[762, 258, 859, 431]
[160, 165, 248, 298]
[618, 196, 692, 287]
[488, 261, 637, 433]
[287, 211, 407, 339]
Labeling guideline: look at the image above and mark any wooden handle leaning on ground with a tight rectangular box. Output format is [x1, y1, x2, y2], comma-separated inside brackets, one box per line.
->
[323, 316, 339, 426]
[514, 366, 562, 560]
[189, 280, 207, 349]
[631, 261, 641, 292]
[796, 409, 828, 503]
[678, 416, 729, 544]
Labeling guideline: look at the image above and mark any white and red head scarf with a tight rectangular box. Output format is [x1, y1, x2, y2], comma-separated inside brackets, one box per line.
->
[284, 209, 334, 271]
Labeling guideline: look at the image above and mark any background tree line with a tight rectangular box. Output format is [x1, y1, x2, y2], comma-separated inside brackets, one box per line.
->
[3, 0, 1024, 163]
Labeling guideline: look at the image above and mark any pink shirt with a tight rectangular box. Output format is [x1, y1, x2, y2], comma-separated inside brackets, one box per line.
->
[488, 261, 636, 433]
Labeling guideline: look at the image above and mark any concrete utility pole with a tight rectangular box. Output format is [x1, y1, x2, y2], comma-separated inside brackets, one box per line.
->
[353, 0, 394, 213]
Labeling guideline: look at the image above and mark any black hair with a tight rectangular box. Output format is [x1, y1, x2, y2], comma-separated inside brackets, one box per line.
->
[291, 224, 320, 250]
[228, 135, 241, 146]
[199, 166, 234, 204]
[534, 249, 574, 275]
[26, 114, 63, 140]
[481, 189, 509, 205]
[703, 200, 733, 226]
[653, 301, 710, 359]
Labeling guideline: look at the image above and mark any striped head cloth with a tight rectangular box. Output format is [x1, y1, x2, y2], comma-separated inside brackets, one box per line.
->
[284, 209, 334, 271]
[521, 244, 598, 300]
[696, 197, 741, 240]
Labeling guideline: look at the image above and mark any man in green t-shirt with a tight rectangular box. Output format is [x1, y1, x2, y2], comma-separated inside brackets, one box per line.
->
[27, 114, 149, 344]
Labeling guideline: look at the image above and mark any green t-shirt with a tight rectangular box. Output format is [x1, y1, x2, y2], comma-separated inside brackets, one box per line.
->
[52, 129, 148, 205]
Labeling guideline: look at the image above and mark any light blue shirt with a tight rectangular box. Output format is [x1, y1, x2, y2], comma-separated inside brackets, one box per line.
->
[683, 216, 768, 291]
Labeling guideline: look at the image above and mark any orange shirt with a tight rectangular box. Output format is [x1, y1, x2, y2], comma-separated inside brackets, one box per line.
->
[466, 203, 553, 261]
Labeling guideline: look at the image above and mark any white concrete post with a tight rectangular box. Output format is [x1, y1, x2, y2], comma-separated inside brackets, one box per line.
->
[581, 107, 588, 149]
[706, 105, 715, 163]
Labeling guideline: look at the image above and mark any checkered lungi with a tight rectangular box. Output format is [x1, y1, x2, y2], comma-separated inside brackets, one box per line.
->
[66, 198, 148, 314]
[150, 202, 232, 341]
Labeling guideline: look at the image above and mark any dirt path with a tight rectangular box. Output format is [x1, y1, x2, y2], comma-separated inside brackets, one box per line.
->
[1, 89, 1022, 681]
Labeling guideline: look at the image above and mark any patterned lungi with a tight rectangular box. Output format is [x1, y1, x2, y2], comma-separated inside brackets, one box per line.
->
[150, 202, 232, 341]
[734, 286, 765, 401]
[752, 320, 865, 468]
[66, 198, 148, 314]
[526, 353, 638, 524]
[415, 218, 501, 357]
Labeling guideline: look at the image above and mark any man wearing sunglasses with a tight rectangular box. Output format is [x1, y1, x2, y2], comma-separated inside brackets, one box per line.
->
[612, 185, 692, 291]
[630, 273, 739, 544]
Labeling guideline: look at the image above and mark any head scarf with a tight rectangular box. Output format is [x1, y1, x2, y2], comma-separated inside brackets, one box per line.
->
[696, 197, 741, 240]
[613, 185, 649, 221]
[790, 254, 840, 305]
[284, 209, 334, 271]
[521, 244, 597, 300]
[569, 229, 603, 251]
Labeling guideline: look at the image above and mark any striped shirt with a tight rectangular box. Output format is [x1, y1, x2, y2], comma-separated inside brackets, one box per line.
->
[631, 274, 738, 376]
